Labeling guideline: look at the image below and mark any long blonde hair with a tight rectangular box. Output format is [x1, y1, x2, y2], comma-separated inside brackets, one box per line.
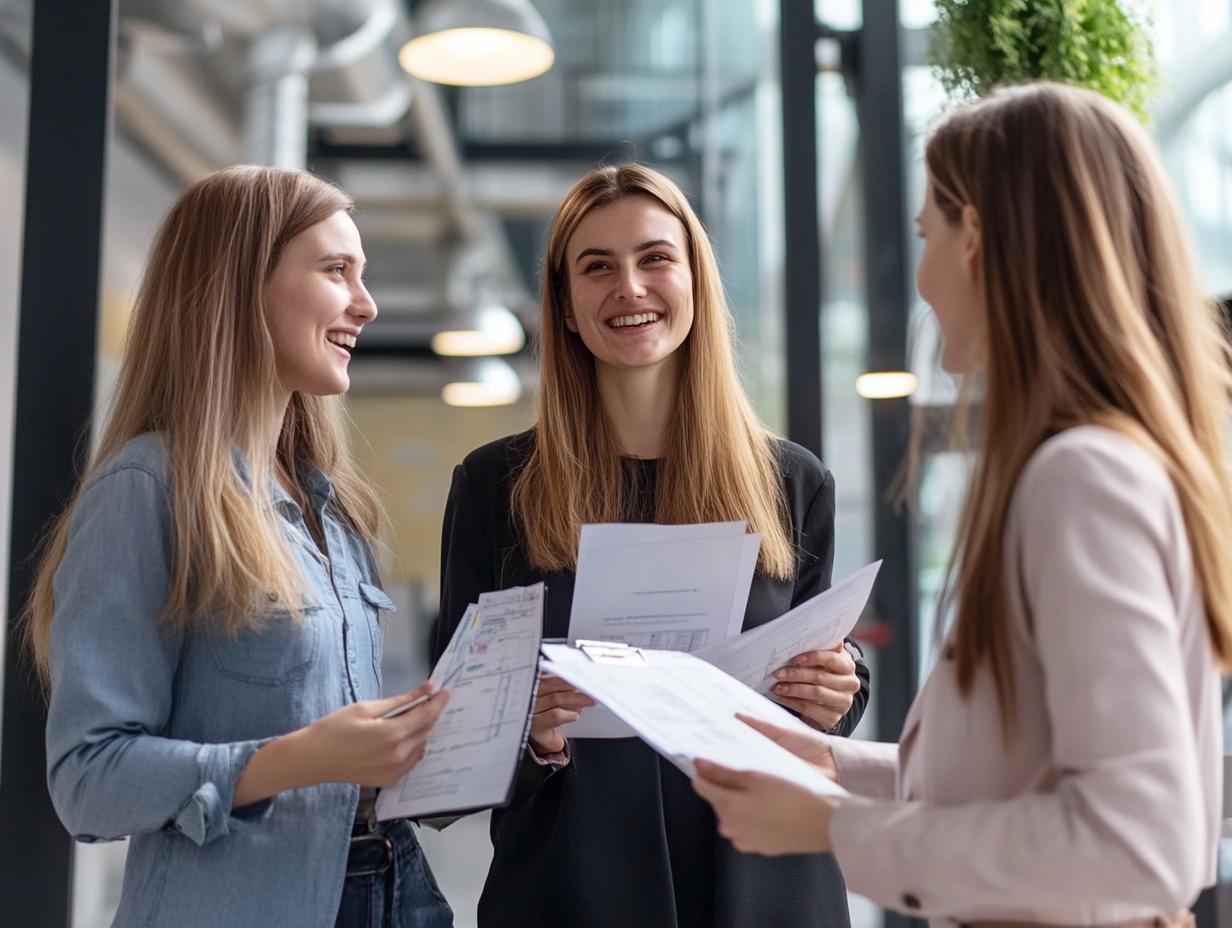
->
[930, 83, 1232, 727]
[512, 164, 794, 579]
[26, 165, 382, 682]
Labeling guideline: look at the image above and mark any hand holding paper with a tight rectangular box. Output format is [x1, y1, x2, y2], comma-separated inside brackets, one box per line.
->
[376, 583, 544, 821]
[698, 561, 880, 698]
[541, 644, 846, 799]
[770, 644, 861, 731]
[527, 674, 594, 754]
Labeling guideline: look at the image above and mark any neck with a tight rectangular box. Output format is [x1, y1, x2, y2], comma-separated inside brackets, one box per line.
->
[261, 387, 293, 490]
[595, 358, 680, 459]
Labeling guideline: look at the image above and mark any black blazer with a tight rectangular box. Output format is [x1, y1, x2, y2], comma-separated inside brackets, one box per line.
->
[438, 430, 868, 928]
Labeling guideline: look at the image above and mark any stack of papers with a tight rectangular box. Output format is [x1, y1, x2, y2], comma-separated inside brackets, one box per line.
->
[376, 584, 544, 821]
[559, 549, 877, 739]
[541, 644, 846, 798]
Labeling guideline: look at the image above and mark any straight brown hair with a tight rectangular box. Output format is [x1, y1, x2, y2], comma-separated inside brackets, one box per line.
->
[928, 84, 1232, 728]
[25, 166, 383, 683]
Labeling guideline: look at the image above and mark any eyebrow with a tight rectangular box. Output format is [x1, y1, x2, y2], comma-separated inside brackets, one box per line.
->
[319, 252, 368, 270]
[574, 239, 678, 265]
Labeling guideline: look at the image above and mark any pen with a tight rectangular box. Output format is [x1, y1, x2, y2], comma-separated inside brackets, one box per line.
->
[378, 691, 435, 720]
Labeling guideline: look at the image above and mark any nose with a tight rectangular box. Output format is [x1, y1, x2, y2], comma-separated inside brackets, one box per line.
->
[350, 281, 378, 323]
[615, 265, 648, 302]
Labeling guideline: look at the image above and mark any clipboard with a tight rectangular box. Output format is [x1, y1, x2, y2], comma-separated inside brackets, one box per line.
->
[376, 583, 545, 822]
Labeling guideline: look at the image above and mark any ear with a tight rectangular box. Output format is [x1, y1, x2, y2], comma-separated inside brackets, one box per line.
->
[960, 205, 981, 282]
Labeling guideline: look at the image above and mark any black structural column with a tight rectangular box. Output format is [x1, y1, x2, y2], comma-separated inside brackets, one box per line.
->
[1, 2, 117, 925]
[780, 0, 824, 458]
[857, 11, 921, 926]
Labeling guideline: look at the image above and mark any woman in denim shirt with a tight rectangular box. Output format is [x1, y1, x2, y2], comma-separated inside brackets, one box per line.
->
[25, 166, 453, 928]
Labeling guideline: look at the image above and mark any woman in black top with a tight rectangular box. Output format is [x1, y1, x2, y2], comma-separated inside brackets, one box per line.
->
[438, 164, 869, 928]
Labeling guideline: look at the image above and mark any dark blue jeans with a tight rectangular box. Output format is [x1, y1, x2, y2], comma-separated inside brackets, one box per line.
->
[334, 819, 453, 928]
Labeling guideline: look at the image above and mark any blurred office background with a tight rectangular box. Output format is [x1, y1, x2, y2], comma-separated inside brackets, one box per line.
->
[0, 1, 1228, 926]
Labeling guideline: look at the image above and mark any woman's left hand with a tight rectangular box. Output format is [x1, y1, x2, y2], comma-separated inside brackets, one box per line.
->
[772, 643, 860, 731]
[692, 760, 837, 855]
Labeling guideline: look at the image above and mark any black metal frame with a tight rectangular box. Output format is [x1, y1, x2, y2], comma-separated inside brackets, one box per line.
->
[779, 0, 824, 459]
[781, 1, 919, 925]
[0, 2, 116, 925]
[855, 4, 922, 926]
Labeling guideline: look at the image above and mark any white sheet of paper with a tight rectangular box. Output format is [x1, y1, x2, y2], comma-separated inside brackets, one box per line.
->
[376, 584, 543, 821]
[577, 520, 747, 548]
[429, 603, 478, 691]
[542, 643, 637, 738]
[697, 561, 881, 696]
[542, 648, 846, 797]
[570, 521, 761, 652]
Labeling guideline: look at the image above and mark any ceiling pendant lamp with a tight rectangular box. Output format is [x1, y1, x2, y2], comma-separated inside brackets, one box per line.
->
[431, 301, 526, 357]
[400, 0, 555, 87]
[442, 357, 523, 406]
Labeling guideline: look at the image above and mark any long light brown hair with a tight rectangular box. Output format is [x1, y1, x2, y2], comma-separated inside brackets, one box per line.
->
[930, 83, 1232, 727]
[512, 164, 794, 579]
[26, 165, 382, 683]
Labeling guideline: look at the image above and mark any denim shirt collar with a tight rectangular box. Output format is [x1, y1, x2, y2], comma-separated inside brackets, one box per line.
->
[230, 450, 336, 520]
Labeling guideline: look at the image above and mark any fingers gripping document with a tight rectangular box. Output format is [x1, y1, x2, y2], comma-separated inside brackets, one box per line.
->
[560, 559, 880, 738]
[376, 584, 544, 821]
[698, 561, 881, 697]
[541, 645, 846, 798]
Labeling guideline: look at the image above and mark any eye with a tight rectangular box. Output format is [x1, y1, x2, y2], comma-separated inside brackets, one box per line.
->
[328, 265, 346, 276]
[584, 261, 611, 273]
[642, 253, 668, 265]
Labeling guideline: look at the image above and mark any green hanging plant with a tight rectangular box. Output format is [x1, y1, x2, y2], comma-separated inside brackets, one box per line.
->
[928, 0, 1160, 121]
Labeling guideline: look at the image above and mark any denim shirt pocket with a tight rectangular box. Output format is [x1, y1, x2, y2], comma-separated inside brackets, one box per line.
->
[207, 601, 322, 686]
[356, 582, 395, 680]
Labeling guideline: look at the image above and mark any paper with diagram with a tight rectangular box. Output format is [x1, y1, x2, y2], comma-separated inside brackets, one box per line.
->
[376, 583, 543, 821]
[541, 645, 846, 797]
[569, 521, 760, 653]
[698, 561, 880, 697]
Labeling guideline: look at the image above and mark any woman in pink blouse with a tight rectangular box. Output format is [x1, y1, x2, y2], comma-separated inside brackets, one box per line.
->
[693, 82, 1232, 928]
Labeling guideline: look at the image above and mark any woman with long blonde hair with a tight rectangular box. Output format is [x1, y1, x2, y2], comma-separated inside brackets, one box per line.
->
[694, 83, 1230, 927]
[29, 166, 453, 928]
[437, 163, 869, 927]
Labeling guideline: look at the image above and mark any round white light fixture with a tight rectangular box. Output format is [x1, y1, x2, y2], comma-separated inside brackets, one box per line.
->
[432, 303, 526, 356]
[855, 371, 919, 399]
[400, 0, 555, 87]
[442, 357, 523, 407]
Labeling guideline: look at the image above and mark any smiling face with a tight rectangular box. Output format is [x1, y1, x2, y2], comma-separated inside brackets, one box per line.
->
[915, 181, 984, 375]
[562, 194, 695, 375]
[264, 210, 376, 397]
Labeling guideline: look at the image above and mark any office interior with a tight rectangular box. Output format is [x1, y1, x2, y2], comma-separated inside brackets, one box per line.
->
[0, 1, 1228, 926]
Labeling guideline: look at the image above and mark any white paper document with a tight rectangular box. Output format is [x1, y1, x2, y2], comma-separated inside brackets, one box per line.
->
[543, 642, 638, 738]
[429, 603, 479, 690]
[699, 561, 881, 697]
[376, 584, 543, 821]
[569, 521, 760, 653]
[541, 646, 846, 797]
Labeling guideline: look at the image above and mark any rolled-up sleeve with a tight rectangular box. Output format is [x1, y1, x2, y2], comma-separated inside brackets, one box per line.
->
[46, 465, 268, 846]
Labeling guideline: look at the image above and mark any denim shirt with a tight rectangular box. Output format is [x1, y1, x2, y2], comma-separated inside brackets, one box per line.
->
[45, 433, 397, 928]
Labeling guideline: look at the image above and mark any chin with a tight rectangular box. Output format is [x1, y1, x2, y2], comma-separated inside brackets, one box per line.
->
[303, 376, 350, 397]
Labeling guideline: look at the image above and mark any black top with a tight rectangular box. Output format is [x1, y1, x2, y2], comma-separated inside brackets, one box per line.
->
[437, 430, 869, 928]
